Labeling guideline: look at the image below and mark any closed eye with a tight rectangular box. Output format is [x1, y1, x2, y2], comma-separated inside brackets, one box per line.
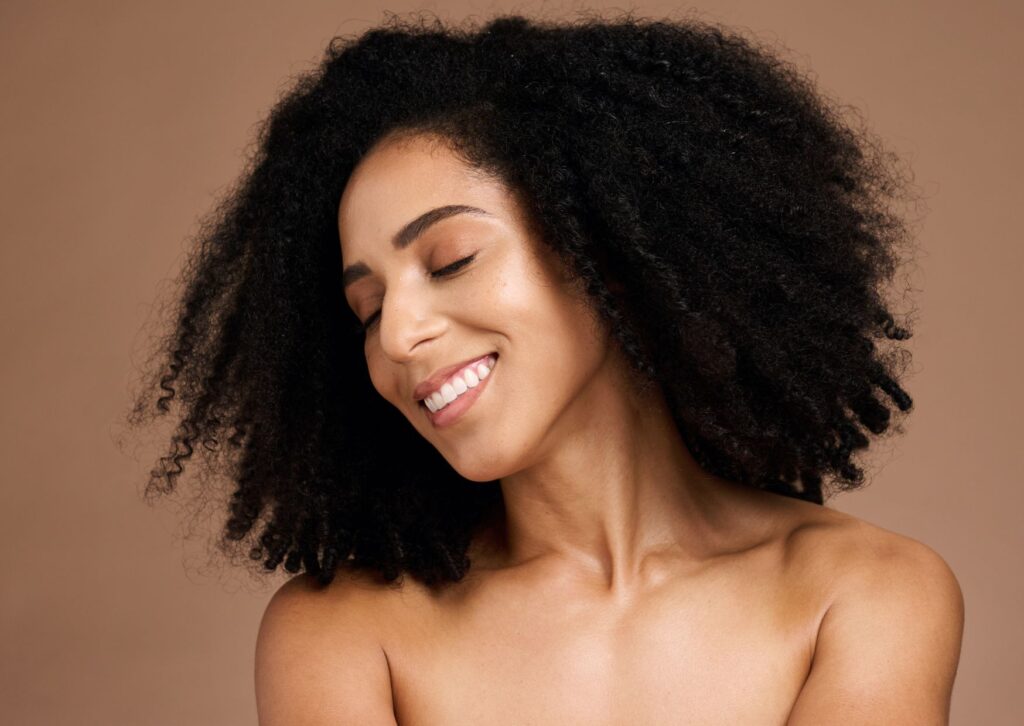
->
[355, 253, 478, 334]
[432, 253, 477, 279]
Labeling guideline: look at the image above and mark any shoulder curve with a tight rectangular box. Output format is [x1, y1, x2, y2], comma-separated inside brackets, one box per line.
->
[831, 518, 964, 616]
[809, 511, 963, 592]
[782, 503, 957, 569]
[785, 516, 965, 724]
[781, 507, 964, 629]
[255, 571, 399, 725]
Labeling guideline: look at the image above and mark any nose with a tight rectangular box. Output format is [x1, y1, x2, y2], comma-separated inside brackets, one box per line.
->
[375, 283, 446, 363]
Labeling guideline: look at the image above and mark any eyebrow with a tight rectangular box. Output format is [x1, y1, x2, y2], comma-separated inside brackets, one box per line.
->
[341, 204, 493, 289]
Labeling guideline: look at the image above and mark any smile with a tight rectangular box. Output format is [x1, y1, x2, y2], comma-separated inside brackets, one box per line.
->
[421, 354, 497, 428]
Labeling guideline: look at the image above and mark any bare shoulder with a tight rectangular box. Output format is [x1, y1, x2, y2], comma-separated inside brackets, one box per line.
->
[781, 504, 966, 724]
[783, 502, 963, 606]
[258, 567, 398, 639]
[255, 569, 399, 725]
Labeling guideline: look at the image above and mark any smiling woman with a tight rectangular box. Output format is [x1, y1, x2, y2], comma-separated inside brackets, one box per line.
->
[125, 9, 963, 725]
[337, 133, 614, 464]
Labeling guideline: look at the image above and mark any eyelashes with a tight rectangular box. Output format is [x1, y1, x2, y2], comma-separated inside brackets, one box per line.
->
[354, 253, 478, 334]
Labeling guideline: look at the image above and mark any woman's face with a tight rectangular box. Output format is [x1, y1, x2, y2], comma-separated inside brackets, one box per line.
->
[338, 133, 613, 481]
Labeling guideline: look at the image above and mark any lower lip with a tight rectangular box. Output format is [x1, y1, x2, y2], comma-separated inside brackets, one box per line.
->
[421, 355, 498, 429]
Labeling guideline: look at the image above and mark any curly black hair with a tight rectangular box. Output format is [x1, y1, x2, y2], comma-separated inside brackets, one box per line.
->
[124, 9, 921, 590]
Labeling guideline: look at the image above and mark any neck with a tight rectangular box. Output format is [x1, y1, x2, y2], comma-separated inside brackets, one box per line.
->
[482, 348, 759, 598]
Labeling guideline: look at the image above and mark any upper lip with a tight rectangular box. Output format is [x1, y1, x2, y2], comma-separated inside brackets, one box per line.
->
[413, 352, 497, 402]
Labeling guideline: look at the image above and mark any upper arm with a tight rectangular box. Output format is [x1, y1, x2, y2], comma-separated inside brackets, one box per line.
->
[255, 573, 398, 726]
[787, 533, 965, 725]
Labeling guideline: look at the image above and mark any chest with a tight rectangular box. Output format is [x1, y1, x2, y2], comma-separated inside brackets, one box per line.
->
[383, 567, 822, 725]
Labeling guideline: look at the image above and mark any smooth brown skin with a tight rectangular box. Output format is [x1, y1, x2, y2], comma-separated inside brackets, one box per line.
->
[255, 132, 964, 725]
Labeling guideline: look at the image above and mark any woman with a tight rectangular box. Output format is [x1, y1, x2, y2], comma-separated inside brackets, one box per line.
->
[129, 11, 964, 724]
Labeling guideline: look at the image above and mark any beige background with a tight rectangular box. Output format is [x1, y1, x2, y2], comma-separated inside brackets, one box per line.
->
[1, 1, 1019, 723]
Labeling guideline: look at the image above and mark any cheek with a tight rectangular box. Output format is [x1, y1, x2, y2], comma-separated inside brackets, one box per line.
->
[495, 258, 604, 352]
[364, 350, 397, 403]
[493, 251, 608, 396]
[490, 246, 572, 329]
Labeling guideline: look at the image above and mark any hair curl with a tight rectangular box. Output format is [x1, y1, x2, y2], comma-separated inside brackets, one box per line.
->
[125, 10, 921, 590]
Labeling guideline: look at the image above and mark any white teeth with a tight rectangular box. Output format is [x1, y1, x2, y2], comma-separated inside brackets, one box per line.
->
[428, 390, 445, 410]
[422, 355, 496, 413]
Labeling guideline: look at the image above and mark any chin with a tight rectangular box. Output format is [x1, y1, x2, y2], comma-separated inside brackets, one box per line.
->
[445, 457, 510, 483]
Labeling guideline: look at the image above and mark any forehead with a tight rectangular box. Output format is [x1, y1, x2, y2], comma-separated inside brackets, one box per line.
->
[338, 135, 505, 255]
